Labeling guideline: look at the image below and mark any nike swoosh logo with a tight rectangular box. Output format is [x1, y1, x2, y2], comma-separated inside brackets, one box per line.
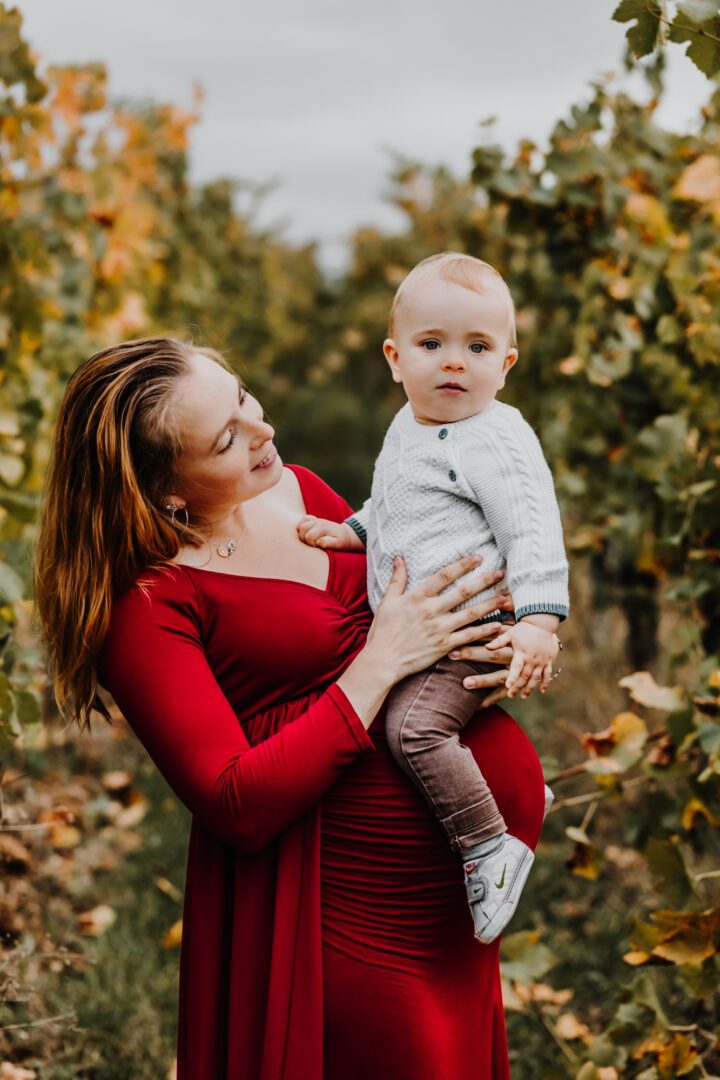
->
[495, 864, 506, 889]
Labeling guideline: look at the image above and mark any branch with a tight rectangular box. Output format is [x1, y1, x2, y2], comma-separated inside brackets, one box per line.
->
[644, 0, 720, 47]
[0, 1010, 76, 1032]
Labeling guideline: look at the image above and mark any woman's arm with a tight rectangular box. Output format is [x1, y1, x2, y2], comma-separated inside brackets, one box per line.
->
[100, 557, 504, 856]
[99, 582, 372, 856]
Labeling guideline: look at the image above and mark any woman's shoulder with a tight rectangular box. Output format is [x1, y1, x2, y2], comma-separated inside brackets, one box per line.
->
[284, 463, 354, 521]
[109, 564, 201, 628]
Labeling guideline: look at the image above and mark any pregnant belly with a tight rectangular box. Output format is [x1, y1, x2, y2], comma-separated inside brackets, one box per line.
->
[319, 709, 546, 973]
[320, 730, 472, 972]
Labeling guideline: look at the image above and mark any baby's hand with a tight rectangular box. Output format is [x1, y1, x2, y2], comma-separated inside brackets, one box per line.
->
[486, 620, 559, 700]
[297, 515, 366, 551]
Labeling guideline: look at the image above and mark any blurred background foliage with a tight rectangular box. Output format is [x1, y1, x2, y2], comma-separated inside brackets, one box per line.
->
[0, 3, 719, 1078]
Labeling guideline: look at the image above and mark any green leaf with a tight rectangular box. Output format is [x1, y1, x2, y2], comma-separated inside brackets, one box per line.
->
[698, 722, 720, 752]
[668, 12, 720, 74]
[613, 0, 666, 57]
[0, 558, 23, 604]
[646, 837, 699, 906]
[499, 930, 557, 982]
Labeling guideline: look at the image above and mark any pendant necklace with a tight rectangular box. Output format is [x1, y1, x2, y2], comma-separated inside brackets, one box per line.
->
[215, 525, 248, 558]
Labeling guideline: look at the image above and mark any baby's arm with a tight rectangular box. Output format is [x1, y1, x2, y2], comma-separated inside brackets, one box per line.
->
[298, 495, 371, 551]
[297, 516, 366, 551]
[464, 409, 568, 699]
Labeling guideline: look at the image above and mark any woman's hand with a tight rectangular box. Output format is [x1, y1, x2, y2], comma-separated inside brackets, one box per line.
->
[448, 630, 514, 710]
[364, 555, 510, 685]
[338, 554, 512, 729]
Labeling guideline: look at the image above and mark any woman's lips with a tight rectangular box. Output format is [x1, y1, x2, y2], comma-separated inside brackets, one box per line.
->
[253, 446, 277, 470]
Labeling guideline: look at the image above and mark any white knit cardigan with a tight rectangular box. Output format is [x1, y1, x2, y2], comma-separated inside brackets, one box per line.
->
[346, 400, 569, 621]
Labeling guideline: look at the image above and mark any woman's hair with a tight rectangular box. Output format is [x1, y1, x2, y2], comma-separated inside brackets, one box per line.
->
[34, 336, 230, 731]
[388, 252, 517, 348]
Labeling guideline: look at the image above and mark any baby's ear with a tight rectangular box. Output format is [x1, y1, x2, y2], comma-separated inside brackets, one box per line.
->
[498, 348, 518, 388]
[383, 338, 403, 383]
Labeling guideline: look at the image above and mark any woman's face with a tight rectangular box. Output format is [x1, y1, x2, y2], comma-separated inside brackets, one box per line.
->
[167, 352, 283, 519]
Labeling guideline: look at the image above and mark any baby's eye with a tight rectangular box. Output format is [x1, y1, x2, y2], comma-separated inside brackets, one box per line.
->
[421, 340, 440, 351]
[470, 342, 487, 354]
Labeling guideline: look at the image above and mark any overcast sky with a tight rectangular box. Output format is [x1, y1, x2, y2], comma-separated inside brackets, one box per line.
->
[19, 0, 710, 268]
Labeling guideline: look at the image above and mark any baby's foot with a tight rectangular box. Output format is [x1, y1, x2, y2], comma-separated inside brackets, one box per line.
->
[463, 833, 535, 944]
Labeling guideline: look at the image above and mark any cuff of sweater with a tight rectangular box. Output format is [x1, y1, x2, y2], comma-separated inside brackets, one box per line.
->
[344, 515, 367, 546]
[515, 602, 569, 623]
[326, 682, 374, 753]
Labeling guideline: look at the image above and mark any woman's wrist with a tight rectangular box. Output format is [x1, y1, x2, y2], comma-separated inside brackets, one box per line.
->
[336, 641, 401, 730]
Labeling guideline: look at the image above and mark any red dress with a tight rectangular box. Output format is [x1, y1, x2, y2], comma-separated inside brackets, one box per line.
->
[99, 466, 545, 1080]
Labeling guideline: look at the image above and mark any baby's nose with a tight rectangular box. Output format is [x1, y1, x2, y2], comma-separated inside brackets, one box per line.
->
[442, 352, 467, 370]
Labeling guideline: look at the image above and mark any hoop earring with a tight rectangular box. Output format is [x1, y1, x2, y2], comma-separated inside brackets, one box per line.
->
[166, 504, 190, 528]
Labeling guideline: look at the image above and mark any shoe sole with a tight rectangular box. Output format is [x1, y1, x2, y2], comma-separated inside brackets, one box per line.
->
[474, 847, 535, 945]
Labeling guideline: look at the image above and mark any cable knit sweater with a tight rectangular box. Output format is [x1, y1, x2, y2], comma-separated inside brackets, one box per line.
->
[345, 400, 569, 621]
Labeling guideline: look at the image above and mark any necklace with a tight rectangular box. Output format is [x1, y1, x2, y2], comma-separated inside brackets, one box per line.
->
[215, 525, 248, 558]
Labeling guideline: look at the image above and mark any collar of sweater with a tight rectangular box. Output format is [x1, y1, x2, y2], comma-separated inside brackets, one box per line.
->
[395, 398, 500, 440]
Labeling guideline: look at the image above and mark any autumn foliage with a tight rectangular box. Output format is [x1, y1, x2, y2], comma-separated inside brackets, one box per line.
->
[0, 4, 719, 1078]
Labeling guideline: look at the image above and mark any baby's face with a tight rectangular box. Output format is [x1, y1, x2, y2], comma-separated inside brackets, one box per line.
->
[384, 276, 517, 425]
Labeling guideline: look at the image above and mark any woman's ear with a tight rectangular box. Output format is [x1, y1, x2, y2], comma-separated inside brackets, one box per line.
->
[162, 495, 187, 511]
[383, 339, 403, 383]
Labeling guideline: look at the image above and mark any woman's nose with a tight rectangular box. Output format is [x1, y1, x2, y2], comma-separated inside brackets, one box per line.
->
[251, 418, 274, 446]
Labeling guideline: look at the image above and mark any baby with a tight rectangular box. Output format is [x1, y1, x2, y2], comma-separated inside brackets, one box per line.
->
[298, 253, 568, 944]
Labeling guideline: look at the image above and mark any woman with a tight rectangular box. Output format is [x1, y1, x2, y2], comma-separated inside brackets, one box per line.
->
[34, 337, 549, 1080]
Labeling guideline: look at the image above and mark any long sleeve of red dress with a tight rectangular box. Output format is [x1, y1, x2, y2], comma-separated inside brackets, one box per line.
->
[100, 576, 373, 855]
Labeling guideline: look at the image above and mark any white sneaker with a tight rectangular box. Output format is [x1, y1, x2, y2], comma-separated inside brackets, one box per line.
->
[463, 833, 535, 944]
[543, 784, 555, 820]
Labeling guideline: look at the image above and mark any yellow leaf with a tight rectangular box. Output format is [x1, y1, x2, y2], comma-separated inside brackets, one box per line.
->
[558, 355, 583, 375]
[656, 1033, 700, 1078]
[625, 193, 671, 236]
[77, 904, 117, 936]
[155, 876, 182, 902]
[164, 919, 183, 948]
[608, 277, 632, 300]
[49, 824, 82, 850]
[582, 712, 647, 772]
[623, 949, 652, 965]
[675, 154, 720, 203]
[709, 669, 720, 689]
[618, 671, 684, 711]
[681, 797, 720, 831]
[555, 1013, 592, 1041]
[0, 1065, 38, 1080]
[102, 770, 133, 793]
[114, 795, 147, 829]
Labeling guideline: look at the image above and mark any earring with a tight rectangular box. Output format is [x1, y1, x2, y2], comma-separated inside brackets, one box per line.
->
[166, 504, 189, 527]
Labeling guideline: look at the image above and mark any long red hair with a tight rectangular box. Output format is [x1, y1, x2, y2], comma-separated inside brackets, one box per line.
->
[34, 337, 229, 729]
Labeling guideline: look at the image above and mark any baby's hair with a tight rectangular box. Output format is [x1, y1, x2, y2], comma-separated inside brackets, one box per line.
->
[388, 252, 517, 349]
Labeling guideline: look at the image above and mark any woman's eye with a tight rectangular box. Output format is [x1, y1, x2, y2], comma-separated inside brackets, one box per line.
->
[421, 340, 440, 351]
[470, 343, 487, 354]
[219, 430, 236, 455]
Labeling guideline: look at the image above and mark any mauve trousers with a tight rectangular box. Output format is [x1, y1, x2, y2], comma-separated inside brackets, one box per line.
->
[385, 656, 507, 853]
